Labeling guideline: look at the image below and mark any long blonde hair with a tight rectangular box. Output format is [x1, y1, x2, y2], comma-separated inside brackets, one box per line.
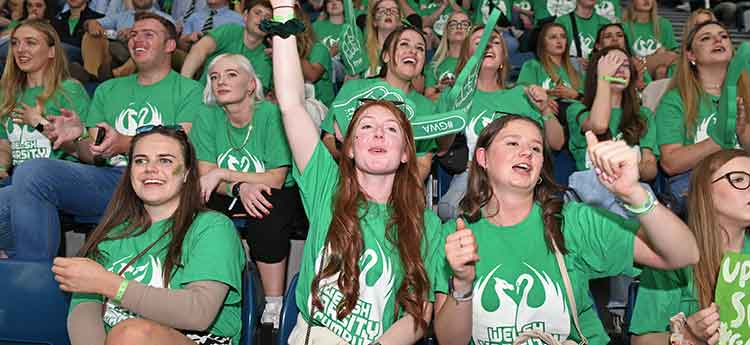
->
[429, 11, 467, 81]
[365, 0, 402, 76]
[688, 149, 750, 308]
[684, 8, 716, 37]
[669, 21, 750, 139]
[623, 0, 661, 42]
[537, 22, 581, 90]
[0, 19, 70, 118]
[455, 25, 508, 89]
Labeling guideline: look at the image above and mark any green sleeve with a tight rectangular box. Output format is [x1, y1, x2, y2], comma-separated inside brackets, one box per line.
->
[309, 43, 331, 73]
[320, 110, 335, 134]
[260, 103, 292, 170]
[659, 17, 679, 51]
[422, 211, 446, 302]
[69, 292, 105, 314]
[565, 102, 589, 171]
[639, 106, 660, 158]
[189, 106, 219, 163]
[63, 80, 91, 119]
[207, 24, 238, 55]
[309, 43, 334, 106]
[517, 59, 541, 86]
[291, 141, 340, 221]
[84, 80, 115, 127]
[433, 219, 457, 295]
[0, 120, 8, 139]
[630, 267, 697, 335]
[177, 212, 245, 305]
[173, 79, 204, 125]
[424, 63, 438, 88]
[655, 90, 686, 146]
[562, 202, 639, 279]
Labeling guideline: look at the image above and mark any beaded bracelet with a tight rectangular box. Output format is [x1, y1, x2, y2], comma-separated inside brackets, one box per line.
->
[622, 191, 658, 216]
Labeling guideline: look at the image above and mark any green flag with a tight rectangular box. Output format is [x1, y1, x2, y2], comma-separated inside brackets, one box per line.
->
[339, 0, 367, 76]
[716, 252, 750, 345]
[709, 42, 750, 149]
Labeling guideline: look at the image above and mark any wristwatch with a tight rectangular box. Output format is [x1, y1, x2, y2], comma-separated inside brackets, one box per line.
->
[231, 181, 246, 197]
[448, 276, 473, 302]
[34, 122, 45, 133]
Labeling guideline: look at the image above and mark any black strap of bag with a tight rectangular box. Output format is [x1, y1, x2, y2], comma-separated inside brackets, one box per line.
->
[569, 12, 583, 58]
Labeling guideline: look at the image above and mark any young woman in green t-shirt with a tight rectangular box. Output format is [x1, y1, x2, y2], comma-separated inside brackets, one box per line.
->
[272, 2, 445, 343]
[424, 10, 468, 101]
[593, 23, 650, 91]
[621, 0, 678, 79]
[362, 0, 403, 77]
[630, 149, 750, 345]
[54, 126, 245, 345]
[434, 114, 699, 345]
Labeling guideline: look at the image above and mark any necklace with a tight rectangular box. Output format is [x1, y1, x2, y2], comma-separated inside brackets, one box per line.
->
[226, 117, 252, 152]
[703, 82, 722, 89]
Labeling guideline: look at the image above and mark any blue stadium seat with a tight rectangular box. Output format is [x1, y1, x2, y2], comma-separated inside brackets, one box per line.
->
[240, 265, 259, 345]
[277, 273, 300, 345]
[0, 259, 70, 345]
[623, 280, 640, 345]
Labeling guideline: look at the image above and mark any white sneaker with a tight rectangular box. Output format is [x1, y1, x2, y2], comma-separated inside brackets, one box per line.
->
[261, 302, 281, 329]
[676, 3, 691, 11]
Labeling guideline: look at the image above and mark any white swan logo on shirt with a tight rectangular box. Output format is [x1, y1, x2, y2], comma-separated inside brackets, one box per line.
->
[322, 36, 340, 50]
[595, 1, 617, 22]
[217, 148, 265, 173]
[334, 85, 415, 122]
[516, 0, 532, 11]
[695, 112, 717, 143]
[572, 33, 595, 58]
[103, 254, 165, 328]
[473, 263, 570, 345]
[116, 102, 163, 136]
[4, 120, 52, 164]
[547, 0, 575, 17]
[480, 0, 507, 23]
[433, 13, 449, 36]
[633, 37, 661, 58]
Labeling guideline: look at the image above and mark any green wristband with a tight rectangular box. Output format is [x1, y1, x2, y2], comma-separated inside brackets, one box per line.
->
[272, 13, 295, 23]
[622, 191, 658, 216]
[114, 279, 129, 305]
[600, 76, 627, 84]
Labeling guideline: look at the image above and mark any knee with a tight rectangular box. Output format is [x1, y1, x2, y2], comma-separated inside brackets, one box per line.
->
[12, 159, 52, 188]
[106, 318, 159, 345]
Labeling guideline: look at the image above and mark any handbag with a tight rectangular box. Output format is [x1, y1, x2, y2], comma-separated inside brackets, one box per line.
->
[436, 133, 469, 175]
[512, 238, 588, 345]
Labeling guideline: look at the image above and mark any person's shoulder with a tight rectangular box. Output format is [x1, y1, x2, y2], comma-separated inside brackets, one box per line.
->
[191, 210, 236, 231]
[657, 15, 673, 27]
[213, 22, 243, 35]
[167, 70, 203, 90]
[521, 58, 542, 68]
[60, 78, 87, 93]
[95, 74, 137, 92]
[255, 100, 281, 118]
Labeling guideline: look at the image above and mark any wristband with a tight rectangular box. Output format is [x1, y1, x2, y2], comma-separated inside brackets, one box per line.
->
[74, 128, 89, 143]
[272, 13, 295, 23]
[448, 276, 473, 303]
[259, 18, 305, 38]
[600, 76, 627, 84]
[622, 190, 658, 216]
[542, 114, 554, 122]
[114, 279, 129, 305]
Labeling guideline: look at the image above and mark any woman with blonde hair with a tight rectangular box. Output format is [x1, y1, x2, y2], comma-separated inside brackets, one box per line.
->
[630, 149, 750, 345]
[622, 0, 678, 79]
[424, 10, 469, 101]
[0, 18, 89, 256]
[362, 0, 402, 77]
[656, 20, 750, 216]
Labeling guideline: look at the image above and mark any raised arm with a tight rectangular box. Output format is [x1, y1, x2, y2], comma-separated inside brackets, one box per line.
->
[271, 2, 322, 173]
[582, 53, 623, 135]
[181, 36, 217, 79]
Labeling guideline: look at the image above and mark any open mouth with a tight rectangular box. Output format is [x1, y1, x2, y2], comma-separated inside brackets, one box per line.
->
[512, 162, 531, 174]
[368, 146, 387, 154]
[143, 179, 165, 186]
[402, 56, 417, 65]
[16, 56, 31, 64]
[712, 46, 727, 53]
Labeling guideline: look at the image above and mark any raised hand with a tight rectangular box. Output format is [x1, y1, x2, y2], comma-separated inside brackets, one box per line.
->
[445, 218, 478, 286]
[46, 108, 84, 149]
[525, 84, 550, 113]
[585, 131, 643, 203]
[597, 51, 625, 78]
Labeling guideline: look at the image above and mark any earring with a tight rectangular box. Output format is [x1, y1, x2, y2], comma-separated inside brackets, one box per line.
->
[690, 60, 696, 66]
[537, 177, 543, 185]
[499, 64, 504, 70]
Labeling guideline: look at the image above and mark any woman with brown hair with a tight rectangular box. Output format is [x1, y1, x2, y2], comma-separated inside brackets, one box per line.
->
[630, 149, 750, 345]
[434, 114, 698, 345]
[621, 0, 679, 79]
[272, 1, 444, 344]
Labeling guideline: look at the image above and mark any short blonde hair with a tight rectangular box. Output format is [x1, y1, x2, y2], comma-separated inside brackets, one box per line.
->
[202, 53, 264, 104]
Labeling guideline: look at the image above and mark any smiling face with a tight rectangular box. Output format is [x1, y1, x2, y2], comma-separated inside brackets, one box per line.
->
[597, 25, 626, 50]
[128, 18, 175, 70]
[11, 25, 54, 74]
[209, 58, 256, 105]
[711, 157, 750, 228]
[543, 25, 567, 57]
[469, 28, 505, 71]
[373, 0, 400, 32]
[476, 119, 545, 192]
[384, 29, 426, 81]
[26, 0, 46, 19]
[130, 133, 187, 208]
[687, 24, 732, 66]
[348, 104, 408, 175]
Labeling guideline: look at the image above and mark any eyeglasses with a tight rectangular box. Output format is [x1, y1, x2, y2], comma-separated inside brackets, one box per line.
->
[358, 97, 405, 106]
[712, 171, 750, 190]
[375, 8, 399, 17]
[135, 124, 185, 135]
[447, 20, 471, 30]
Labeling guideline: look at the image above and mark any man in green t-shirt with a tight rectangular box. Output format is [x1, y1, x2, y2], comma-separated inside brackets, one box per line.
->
[531, 0, 575, 23]
[180, 0, 273, 89]
[556, 0, 611, 60]
[4, 12, 204, 260]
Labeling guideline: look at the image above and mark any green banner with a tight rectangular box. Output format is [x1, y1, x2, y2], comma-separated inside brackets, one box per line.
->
[710, 42, 750, 149]
[716, 252, 750, 345]
[339, 0, 367, 76]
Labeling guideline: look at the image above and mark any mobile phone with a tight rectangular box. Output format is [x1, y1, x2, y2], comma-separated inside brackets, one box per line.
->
[94, 127, 106, 145]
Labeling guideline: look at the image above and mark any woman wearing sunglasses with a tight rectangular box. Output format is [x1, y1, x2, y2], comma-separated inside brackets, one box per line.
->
[54, 125, 246, 345]
[631, 149, 750, 345]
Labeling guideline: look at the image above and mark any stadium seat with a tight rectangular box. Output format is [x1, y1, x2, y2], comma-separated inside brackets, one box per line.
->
[277, 273, 300, 345]
[622, 280, 640, 345]
[240, 265, 259, 345]
[0, 259, 70, 345]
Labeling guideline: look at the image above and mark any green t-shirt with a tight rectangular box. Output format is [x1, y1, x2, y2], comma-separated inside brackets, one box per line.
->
[292, 142, 444, 345]
[630, 236, 750, 334]
[0, 79, 90, 166]
[85, 70, 203, 166]
[405, 0, 454, 36]
[465, 86, 542, 156]
[623, 17, 679, 58]
[190, 101, 295, 187]
[531, 0, 575, 23]
[517, 59, 579, 92]
[320, 78, 437, 155]
[68, 17, 80, 36]
[656, 89, 722, 147]
[555, 12, 611, 59]
[204, 24, 273, 90]
[566, 102, 658, 170]
[595, 0, 621, 22]
[424, 56, 458, 89]
[69, 211, 246, 345]
[312, 19, 344, 51]
[309, 42, 335, 107]
[436, 202, 639, 345]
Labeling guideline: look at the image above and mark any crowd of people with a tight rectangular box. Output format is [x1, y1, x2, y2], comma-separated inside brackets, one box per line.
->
[0, 0, 748, 344]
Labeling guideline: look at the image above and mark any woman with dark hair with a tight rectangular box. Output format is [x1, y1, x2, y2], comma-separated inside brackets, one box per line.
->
[321, 25, 439, 181]
[594, 23, 650, 91]
[433, 114, 698, 345]
[630, 149, 750, 345]
[272, 1, 445, 343]
[518, 22, 583, 102]
[53, 125, 246, 345]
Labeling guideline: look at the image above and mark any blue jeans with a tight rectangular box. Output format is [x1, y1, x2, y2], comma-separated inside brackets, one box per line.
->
[666, 170, 691, 218]
[0, 175, 12, 252]
[3, 159, 124, 260]
[437, 171, 468, 221]
[61, 42, 83, 64]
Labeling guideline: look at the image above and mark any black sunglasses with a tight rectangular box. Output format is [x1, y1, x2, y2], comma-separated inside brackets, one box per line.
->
[135, 124, 185, 135]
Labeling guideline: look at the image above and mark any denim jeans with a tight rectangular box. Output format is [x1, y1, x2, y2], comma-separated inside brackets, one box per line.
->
[0, 175, 12, 252]
[3, 159, 124, 260]
[666, 170, 692, 218]
[437, 171, 468, 221]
